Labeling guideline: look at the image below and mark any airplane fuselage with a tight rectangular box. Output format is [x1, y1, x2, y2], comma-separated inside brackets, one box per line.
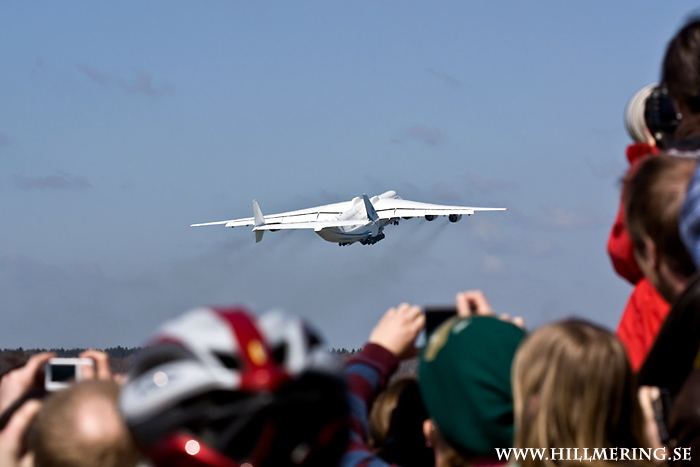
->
[315, 219, 392, 245]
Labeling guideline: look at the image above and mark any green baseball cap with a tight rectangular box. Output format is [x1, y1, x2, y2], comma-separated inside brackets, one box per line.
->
[418, 316, 525, 458]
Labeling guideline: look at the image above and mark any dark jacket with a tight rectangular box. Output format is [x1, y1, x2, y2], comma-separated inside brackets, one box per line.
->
[638, 273, 700, 398]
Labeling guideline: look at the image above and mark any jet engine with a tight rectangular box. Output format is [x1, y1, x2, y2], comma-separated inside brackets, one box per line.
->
[448, 214, 462, 223]
[425, 215, 437, 221]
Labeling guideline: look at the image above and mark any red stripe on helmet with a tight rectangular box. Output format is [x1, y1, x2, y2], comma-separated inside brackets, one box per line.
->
[213, 307, 290, 391]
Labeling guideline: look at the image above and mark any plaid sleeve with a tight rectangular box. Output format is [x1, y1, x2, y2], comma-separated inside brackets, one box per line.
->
[339, 343, 399, 467]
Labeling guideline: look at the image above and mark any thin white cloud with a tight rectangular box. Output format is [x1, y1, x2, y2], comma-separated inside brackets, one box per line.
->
[392, 124, 446, 146]
[30, 58, 46, 75]
[77, 64, 110, 86]
[0, 132, 10, 148]
[463, 172, 519, 193]
[119, 71, 173, 96]
[426, 68, 464, 89]
[467, 217, 556, 258]
[481, 254, 506, 276]
[529, 204, 606, 230]
[76, 64, 173, 97]
[429, 183, 463, 204]
[12, 171, 92, 191]
[584, 155, 626, 180]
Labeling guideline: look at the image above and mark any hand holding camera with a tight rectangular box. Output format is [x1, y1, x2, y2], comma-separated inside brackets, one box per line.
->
[369, 303, 425, 360]
[43, 350, 113, 391]
[0, 350, 114, 431]
[0, 399, 41, 467]
[0, 352, 54, 415]
[424, 290, 525, 337]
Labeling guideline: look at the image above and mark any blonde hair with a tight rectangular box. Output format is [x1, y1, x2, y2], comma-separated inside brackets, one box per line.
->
[512, 319, 647, 467]
[368, 377, 415, 450]
[368, 376, 434, 467]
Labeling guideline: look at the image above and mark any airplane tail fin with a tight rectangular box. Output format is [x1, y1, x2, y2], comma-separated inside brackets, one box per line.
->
[253, 200, 265, 243]
[362, 194, 379, 223]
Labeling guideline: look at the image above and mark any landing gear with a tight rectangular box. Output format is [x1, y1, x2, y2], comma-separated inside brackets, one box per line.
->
[359, 232, 385, 245]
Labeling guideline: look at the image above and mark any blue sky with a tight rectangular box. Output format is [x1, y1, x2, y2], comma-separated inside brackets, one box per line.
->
[2, 2, 699, 349]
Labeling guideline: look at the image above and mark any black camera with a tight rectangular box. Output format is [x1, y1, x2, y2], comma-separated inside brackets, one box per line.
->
[645, 84, 681, 148]
[625, 84, 681, 149]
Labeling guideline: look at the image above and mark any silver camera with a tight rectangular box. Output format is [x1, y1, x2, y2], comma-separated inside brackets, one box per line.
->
[44, 358, 95, 391]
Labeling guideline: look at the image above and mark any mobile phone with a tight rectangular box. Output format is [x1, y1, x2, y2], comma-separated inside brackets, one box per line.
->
[652, 388, 672, 445]
[44, 358, 94, 391]
[424, 306, 458, 337]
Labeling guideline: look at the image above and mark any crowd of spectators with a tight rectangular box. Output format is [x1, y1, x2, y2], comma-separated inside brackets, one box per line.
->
[5, 12, 700, 467]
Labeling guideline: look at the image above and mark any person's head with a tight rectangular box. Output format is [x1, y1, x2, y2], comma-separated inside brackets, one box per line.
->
[29, 380, 139, 467]
[418, 316, 525, 465]
[368, 376, 433, 467]
[119, 306, 349, 467]
[624, 154, 697, 303]
[512, 319, 646, 467]
[662, 16, 700, 139]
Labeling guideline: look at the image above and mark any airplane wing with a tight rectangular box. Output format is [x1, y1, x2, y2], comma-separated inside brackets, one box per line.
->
[253, 220, 367, 231]
[190, 217, 256, 228]
[190, 199, 360, 229]
[371, 197, 506, 219]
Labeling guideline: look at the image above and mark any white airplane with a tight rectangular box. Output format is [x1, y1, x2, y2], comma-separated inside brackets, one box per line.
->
[190, 190, 506, 246]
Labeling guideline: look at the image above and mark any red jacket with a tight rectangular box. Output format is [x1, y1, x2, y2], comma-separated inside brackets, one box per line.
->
[609, 143, 671, 371]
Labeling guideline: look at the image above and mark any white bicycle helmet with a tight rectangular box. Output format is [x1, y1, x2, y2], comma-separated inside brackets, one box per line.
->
[119, 306, 348, 467]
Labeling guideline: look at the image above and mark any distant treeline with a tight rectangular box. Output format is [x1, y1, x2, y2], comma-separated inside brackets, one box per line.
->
[328, 348, 360, 355]
[0, 347, 144, 375]
[0, 347, 415, 378]
[0, 346, 143, 359]
[1, 347, 359, 358]
[0, 347, 361, 373]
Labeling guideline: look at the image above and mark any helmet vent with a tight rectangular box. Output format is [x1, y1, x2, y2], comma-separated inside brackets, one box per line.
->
[133, 343, 194, 376]
[306, 331, 322, 350]
[272, 344, 287, 365]
[214, 352, 241, 370]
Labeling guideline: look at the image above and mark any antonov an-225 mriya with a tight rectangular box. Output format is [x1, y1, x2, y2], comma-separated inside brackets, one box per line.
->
[190, 190, 506, 246]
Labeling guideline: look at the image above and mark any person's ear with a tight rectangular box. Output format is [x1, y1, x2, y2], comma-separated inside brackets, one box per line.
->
[634, 235, 659, 274]
[423, 419, 434, 448]
[643, 236, 660, 271]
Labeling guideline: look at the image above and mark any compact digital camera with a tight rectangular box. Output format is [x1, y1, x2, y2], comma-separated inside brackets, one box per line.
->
[44, 358, 95, 391]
